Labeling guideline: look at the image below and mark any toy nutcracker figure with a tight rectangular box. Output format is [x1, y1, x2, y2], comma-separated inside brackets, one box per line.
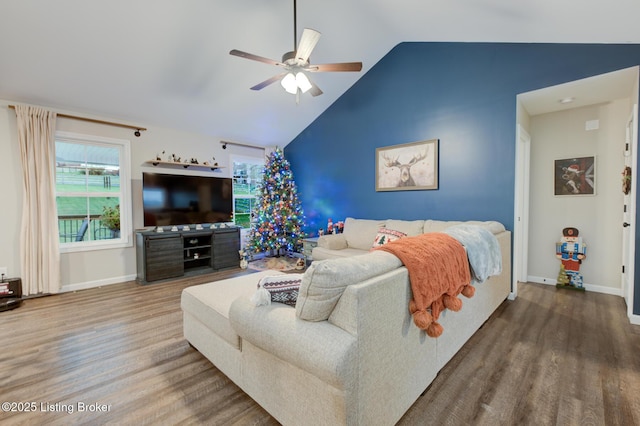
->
[555, 227, 586, 291]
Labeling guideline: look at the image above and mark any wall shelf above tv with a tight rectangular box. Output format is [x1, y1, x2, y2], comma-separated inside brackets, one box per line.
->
[143, 160, 225, 172]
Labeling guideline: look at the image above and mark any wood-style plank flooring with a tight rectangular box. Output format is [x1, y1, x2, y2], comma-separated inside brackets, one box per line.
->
[400, 283, 640, 426]
[1, 272, 639, 425]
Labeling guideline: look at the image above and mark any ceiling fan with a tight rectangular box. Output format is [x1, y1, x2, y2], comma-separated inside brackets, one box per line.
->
[229, 0, 362, 97]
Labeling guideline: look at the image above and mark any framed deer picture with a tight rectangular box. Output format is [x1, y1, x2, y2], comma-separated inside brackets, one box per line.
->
[376, 139, 439, 191]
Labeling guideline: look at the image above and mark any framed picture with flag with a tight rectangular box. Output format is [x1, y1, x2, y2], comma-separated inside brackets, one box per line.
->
[554, 156, 595, 196]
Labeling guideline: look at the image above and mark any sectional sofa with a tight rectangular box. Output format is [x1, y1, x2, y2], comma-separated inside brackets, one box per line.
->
[181, 218, 511, 425]
[312, 217, 507, 260]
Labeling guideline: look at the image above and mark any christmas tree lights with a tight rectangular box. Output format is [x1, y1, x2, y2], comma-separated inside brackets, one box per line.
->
[247, 148, 306, 255]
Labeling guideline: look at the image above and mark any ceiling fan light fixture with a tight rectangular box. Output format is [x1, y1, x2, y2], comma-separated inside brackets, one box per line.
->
[281, 72, 298, 94]
[295, 72, 312, 93]
[229, 0, 362, 97]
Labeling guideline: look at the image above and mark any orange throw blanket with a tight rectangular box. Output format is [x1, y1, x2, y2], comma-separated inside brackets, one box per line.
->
[375, 233, 473, 337]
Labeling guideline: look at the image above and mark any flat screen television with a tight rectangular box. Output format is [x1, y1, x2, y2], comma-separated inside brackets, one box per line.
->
[142, 172, 233, 226]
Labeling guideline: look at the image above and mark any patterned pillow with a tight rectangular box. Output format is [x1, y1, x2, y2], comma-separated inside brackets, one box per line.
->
[372, 228, 407, 247]
[250, 274, 304, 307]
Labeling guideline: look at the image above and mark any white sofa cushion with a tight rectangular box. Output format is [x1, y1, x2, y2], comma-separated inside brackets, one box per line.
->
[467, 220, 506, 234]
[422, 220, 461, 233]
[312, 246, 369, 261]
[343, 217, 385, 250]
[181, 270, 284, 348]
[230, 297, 358, 389]
[423, 219, 505, 234]
[317, 233, 348, 250]
[385, 219, 425, 236]
[296, 251, 402, 321]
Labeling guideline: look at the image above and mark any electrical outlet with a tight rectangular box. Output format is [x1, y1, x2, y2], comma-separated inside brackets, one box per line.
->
[0, 267, 7, 279]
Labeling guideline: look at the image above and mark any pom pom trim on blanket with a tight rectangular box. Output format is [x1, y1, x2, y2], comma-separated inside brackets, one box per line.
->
[375, 232, 473, 337]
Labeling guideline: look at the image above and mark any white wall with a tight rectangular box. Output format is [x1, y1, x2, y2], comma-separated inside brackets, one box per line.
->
[0, 100, 264, 291]
[516, 98, 531, 135]
[527, 99, 630, 293]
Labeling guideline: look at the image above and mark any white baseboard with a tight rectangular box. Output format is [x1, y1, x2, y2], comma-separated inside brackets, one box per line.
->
[60, 274, 137, 293]
[527, 275, 640, 323]
[527, 275, 622, 297]
[526, 275, 556, 286]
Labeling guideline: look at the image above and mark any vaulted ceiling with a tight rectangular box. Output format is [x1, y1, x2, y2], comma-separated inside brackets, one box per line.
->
[1, 1, 639, 146]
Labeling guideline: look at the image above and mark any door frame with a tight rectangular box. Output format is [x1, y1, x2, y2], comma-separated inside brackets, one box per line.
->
[512, 124, 531, 299]
[624, 105, 638, 321]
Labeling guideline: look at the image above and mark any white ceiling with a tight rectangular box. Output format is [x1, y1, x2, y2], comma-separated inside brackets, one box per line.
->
[519, 67, 639, 116]
[2, 1, 640, 146]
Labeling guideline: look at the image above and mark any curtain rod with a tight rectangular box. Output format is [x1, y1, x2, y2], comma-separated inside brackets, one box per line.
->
[8, 104, 147, 136]
[220, 140, 265, 150]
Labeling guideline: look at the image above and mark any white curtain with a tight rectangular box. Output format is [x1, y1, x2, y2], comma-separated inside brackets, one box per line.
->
[15, 105, 60, 295]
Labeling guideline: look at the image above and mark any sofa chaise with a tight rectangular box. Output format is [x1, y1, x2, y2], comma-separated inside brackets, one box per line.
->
[181, 218, 512, 425]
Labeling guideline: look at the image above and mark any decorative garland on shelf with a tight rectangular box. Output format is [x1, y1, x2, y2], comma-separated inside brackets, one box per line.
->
[154, 150, 219, 167]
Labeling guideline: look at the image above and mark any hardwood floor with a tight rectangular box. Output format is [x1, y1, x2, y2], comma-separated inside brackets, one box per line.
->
[1, 274, 639, 425]
[399, 283, 640, 426]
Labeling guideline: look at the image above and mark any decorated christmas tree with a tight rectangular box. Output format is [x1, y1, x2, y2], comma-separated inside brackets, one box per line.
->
[247, 148, 306, 255]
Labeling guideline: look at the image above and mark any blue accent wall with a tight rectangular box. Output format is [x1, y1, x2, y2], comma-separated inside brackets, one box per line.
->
[284, 42, 640, 314]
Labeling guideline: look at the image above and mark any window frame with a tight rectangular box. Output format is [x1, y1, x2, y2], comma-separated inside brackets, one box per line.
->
[231, 154, 265, 229]
[55, 131, 132, 253]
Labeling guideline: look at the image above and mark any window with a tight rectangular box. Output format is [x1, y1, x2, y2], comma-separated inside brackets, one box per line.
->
[55, 131, 131, 252]
[232, 156, 264, 228]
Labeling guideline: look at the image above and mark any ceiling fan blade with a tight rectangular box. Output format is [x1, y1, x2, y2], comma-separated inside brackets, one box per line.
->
[250, 73, 288, 91]
[295, 28, 321, 63]
[230, 49, 282, 67]
[307, 78, 323, 97]
[308, 84, 323, 97]
[307, 62, 363, 72]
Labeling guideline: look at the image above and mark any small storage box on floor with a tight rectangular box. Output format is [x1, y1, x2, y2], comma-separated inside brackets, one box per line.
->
[0, 278, 23, 312]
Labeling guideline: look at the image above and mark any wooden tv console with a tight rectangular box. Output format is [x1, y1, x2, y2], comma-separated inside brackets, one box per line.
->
[135, 226, 240, 284]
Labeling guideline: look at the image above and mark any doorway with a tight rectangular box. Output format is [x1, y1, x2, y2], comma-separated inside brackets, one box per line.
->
[514, 67, 638, 321]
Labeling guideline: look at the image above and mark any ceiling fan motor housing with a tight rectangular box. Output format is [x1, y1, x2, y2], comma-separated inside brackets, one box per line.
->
[282, 51, 307, 67]
[229, 1, 361, 97]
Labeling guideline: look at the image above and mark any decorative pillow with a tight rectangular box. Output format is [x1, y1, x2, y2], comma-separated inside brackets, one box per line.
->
[296, 251, 403, 321]
[372, 228, 407, 247]
[250, 274, 304, 307]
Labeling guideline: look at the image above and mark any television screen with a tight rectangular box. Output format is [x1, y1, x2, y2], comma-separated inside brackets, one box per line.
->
[142, 172, 233, 226]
